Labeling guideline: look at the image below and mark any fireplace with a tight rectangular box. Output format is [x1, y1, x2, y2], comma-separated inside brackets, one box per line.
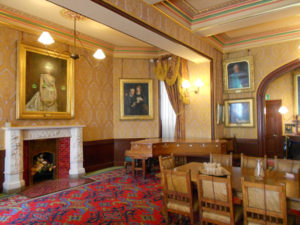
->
[2, 125, 85, 193]
[25, 139, 58, 185]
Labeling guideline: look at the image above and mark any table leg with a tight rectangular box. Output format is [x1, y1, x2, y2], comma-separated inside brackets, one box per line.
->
[142, 159, 146, 179]
[132, 159, 135, 176]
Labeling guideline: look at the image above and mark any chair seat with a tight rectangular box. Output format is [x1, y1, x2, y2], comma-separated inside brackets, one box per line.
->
[125, 156, 132, 162]
[202, 205, 243, 224]
[167, 199, 198, 214]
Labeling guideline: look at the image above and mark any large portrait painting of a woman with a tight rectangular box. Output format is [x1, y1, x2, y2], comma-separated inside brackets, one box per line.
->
[223, 56, 254, 94]
[120, 79, 153, 120]
[17, 43, 74, 119]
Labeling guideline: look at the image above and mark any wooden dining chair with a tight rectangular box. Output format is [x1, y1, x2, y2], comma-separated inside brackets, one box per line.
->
[210, 152, 233, 167]
[274, 157, 300, 174]
[241, 177, 295, 225]
[241, 153, 267, 169]
[162, 169, 198, 225]
[159, 154, 175, 172]
[196, 174, 243, 225]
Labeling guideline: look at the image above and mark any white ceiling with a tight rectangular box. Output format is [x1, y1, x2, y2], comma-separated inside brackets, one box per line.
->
[0, 0, 152, 47]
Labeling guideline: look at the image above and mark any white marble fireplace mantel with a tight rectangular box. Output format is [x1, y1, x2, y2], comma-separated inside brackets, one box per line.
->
[2, 125, 86, 193]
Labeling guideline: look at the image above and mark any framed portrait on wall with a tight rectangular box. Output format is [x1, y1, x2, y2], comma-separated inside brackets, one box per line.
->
[217, 103, 224, 125]
[223, 56, 254, 94]
[120, 79, 153, 120]
[17, 43, 74, 119]
[224, 99, 254, 127]
[293, 70, 300, 116]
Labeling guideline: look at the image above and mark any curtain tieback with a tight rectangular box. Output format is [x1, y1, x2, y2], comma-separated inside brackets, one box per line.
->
[176, 112, 183, 117]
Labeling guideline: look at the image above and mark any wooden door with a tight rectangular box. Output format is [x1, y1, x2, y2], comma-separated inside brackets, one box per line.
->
[265, 100, 283, 157]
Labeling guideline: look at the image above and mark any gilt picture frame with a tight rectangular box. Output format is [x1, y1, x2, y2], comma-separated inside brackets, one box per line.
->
[293, 70, 300, 116]
[217, 103, 224, 125]
[17, 43, 74, 119]
[223, 56, 254, 94]
[120, 79, 153, 120]
[224, 99, 254, 127]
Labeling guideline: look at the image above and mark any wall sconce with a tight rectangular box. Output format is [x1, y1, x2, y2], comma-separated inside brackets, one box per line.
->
[182, 78, 204, 94]
[278, 106, 288, 115]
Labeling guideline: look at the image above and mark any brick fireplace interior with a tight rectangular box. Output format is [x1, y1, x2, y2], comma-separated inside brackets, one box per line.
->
[23, 138, 70, 186]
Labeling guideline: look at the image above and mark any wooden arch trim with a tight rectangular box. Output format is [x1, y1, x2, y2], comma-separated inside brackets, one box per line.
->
[257, 58, 300, 156]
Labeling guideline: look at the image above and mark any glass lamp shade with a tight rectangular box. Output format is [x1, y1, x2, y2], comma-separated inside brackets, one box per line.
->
[278, 106, 288, 115]
[38, 32, 55, 45]
[182, 80, 191, 89]
[194, 78, 204, 87]
[93, 49, 106, 60]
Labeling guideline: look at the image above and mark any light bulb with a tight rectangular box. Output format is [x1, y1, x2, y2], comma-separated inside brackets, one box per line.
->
[38, 32, 54, 45]
[194, 78, 204, 88]
[278, 106, 288, 115]
[93, 49, 106, 60]
[182, 80, 191, 89]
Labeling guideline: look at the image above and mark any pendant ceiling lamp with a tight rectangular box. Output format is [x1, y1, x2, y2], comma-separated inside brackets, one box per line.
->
[37, 9, 105, 60]
[38, 31, 55, 45]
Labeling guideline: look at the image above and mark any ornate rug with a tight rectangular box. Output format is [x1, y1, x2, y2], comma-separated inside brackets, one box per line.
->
[0, 168, 190, 224]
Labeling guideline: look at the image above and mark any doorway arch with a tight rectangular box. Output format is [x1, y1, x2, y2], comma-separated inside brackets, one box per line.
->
[257, 58, 300, 156]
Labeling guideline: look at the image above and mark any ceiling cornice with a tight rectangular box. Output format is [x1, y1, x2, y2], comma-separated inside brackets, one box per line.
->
[0, 5, 165, 58]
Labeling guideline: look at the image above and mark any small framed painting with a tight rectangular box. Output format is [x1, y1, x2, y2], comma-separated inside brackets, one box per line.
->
[17, 43, 74, 119]
[217, 103, 224, 125]
[293, 70, 300, 116]
[224, 99, 254, 127]
[223, 56, 254, 93]
[120, 79, 153, 120]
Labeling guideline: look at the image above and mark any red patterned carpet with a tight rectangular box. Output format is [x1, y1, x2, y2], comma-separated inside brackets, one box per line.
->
[0, 168, 190, 224]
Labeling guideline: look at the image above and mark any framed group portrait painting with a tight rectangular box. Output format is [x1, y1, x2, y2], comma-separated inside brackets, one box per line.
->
[223, 56, 254, 94]
[293, 69, 300, 116]
[120, 79, 153, 120]
[17, 43, 74, 119]
[224, 99, 254, 127]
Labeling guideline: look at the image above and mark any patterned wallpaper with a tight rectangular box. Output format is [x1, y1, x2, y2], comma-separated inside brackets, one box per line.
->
[266, 72, 294, 129]
[103, 0, 224, 139]
[223, 39, 300, 139]
[0, 25, 114, 149]
[112, 58, 159, 138]
[185, 61, 211, 139]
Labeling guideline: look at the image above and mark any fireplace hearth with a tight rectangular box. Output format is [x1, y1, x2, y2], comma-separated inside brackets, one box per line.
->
[2, 125, 85, 193]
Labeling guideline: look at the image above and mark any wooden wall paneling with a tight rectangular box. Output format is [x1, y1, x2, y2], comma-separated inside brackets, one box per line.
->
[235, 138, 259, 156]
[114, 138, 143, 166]
[83, 139, 115, 172]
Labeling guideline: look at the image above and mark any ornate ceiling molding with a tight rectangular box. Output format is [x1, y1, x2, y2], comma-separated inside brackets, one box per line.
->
[0, 5, 164, 58]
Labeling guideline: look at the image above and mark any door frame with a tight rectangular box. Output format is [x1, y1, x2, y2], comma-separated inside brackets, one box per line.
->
[257, 59, 300, 156]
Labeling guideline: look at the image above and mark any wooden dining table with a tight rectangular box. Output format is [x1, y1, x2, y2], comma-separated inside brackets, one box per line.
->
[175, 162, 300, 211]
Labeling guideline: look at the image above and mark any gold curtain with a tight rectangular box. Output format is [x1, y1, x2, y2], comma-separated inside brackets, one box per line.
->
[153, 56, 189, 139]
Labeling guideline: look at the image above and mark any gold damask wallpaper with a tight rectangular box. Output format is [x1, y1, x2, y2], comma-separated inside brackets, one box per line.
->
[113, 58, 159, 138]
[266, 72, 293, 131]
[103, 0, 224, 139]
[223, 39, 300, 139]
[0, 25, 114, 149]
[185, 61, 211, 138]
